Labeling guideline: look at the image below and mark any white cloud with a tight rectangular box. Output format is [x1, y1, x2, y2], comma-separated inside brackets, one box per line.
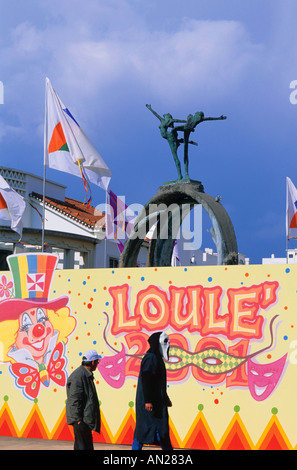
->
[11, 22, 44, 55]
[48, 19, 263, 104]
[0, 5, 265, 141]
[0, 118, 26, 142]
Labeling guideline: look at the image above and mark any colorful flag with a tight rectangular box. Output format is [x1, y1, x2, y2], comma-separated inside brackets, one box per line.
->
[44, 78, 111, 202]
[0, 174, 26, 236]
[286, 177, 297, 239]
[105, 189, 135, 239]
[105, 189, 137, 254]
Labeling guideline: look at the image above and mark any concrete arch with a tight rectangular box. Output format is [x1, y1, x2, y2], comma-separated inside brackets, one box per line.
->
[120, 181, 238, 267]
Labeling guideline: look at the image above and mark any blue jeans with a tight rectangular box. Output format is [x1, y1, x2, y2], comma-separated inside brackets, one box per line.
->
[132, 429, 173, 450]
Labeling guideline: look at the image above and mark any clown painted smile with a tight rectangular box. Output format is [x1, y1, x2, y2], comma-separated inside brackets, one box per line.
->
[15, 307, 54, 363]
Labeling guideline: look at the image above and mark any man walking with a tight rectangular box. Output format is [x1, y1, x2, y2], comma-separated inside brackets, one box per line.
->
[66, 350, 102, 450]
[132, 332, 173, 450]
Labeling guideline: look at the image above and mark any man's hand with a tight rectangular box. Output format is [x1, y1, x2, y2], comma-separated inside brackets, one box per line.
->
[145, 403, 153, 412]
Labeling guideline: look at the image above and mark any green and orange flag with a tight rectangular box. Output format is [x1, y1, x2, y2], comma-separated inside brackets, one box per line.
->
[44, 78, 111, 203]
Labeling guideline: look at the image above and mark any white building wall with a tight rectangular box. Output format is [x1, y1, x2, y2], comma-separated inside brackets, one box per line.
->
[0, 167, 66, 230]
[41, 204, 99, 239]
[262, 249, 297, 264]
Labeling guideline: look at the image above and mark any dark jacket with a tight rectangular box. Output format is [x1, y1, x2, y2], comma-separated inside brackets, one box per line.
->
[66, 365, 101, 433]
[133, 333, 171, 444]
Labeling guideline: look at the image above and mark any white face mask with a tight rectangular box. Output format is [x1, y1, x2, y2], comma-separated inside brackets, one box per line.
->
[159, 332, 170, 360]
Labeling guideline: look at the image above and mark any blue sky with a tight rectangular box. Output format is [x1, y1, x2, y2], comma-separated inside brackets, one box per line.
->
[1, 0, 297, 264]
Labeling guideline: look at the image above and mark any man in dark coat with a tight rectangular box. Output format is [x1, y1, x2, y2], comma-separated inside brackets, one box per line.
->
[66, 350, 102, 450]
[132, 332, 173, 450]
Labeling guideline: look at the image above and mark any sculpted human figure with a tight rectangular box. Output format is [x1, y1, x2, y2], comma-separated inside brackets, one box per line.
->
[146, 104, 226, 181]
[146, 104, 186, 180]
[175, 112, 226, 179]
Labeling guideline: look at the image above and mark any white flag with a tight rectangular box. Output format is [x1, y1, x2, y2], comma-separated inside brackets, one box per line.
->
[171, 239, 181, 266]
[286, 177, 297, 239]
[44, 77, 111, 191]
[0, 175, 26, 236]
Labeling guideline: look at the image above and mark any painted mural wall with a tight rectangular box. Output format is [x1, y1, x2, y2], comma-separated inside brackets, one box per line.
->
[0, 252, 296, 449]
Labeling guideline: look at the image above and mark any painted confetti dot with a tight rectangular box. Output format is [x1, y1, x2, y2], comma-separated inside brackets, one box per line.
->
[285, 268, 290, 273]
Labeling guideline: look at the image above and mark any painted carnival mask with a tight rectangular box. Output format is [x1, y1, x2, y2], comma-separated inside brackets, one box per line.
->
[247, 354, 287, 401]
[98, 344, 126, 388]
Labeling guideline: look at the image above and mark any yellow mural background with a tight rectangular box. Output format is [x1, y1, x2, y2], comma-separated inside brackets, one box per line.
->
[0, 263, 297, 448]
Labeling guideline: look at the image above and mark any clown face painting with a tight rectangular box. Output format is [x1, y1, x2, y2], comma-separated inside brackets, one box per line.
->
[15, 307, 55, 363]
[0, 253, 76, 400]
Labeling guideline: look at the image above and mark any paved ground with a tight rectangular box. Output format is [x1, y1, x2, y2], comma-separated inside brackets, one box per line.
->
[0, 437, 205, 467]
[0, 436, 160, 451]
[0, 436, 132, 450]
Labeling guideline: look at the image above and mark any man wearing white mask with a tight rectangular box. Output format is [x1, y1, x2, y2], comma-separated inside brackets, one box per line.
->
[132, 332, 173, 450]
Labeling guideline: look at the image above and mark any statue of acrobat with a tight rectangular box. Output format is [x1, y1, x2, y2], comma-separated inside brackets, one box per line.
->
[146, 104, 226, 181]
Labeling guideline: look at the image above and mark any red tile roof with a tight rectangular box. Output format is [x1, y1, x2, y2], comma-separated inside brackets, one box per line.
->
[29, 192, 105, 229]
[29, 192, 150, 244]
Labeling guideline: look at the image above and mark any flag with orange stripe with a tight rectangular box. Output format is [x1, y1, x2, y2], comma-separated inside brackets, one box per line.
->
[0, 174, 26, 236]
[44, 77, 111, 198]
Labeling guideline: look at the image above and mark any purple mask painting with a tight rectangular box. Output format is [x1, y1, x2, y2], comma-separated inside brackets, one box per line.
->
[247, 354, 287, 401]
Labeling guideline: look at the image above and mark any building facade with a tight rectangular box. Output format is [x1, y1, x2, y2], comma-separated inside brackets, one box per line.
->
[0, 167, 149, 270]
[262, 249, 297, 264]
[0, 167, 248, 270]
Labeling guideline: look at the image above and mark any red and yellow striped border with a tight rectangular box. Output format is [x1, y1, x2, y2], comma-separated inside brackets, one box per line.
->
[0, 398, 294, 450]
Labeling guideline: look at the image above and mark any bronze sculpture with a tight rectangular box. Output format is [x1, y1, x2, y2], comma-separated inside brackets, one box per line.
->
[146, 104, 226, 181]
[120, 105, 238, 268]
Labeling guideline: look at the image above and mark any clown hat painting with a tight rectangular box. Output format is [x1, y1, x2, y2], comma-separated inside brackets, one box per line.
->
[0, 253, 76, 400]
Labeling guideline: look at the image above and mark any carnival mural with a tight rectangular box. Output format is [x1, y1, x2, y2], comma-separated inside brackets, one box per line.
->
[0, 253, 76, 401]
[0, 253, 296, 449]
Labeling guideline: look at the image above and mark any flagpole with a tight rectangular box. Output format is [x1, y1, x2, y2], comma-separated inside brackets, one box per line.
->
[104, 189, 107, 268]
[42, 78, 47, 253]
[286, 178, 289, 264]
[42, 164, 46, 252]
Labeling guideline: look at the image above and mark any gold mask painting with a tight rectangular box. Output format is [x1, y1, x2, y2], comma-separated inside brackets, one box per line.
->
[0, 252, 295, 449]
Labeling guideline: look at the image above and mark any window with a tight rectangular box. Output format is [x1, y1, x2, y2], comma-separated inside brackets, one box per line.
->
[109, 257, 119, 268]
